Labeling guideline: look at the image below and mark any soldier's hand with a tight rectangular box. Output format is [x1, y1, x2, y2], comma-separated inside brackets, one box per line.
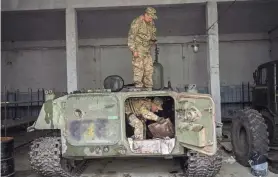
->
[157, 117, 166, 124]
[133, 51, 139, 57]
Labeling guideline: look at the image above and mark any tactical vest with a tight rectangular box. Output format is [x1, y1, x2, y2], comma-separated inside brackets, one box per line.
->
[134, 18, 155, 49]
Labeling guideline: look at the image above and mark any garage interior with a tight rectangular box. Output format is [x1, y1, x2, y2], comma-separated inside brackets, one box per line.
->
[3, 2, 277, 90]
[1, 0, 278, 176]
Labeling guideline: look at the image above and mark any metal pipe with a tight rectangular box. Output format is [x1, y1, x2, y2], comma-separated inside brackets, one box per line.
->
[1, 38, 270, 51]
[30, 88, 33, 116]
[1, 46, 66, 52]
[274, 63, 277, 112]
[248, 82, 251, 106]
[27, 104, 30, 127]
[37, 89, 40, 115]
[242, 82, 244, 109]
[37, 89, 39, 106]
[4, 86, 7, 137]
[42, 88, 45, 102]
[1, 100, 44, 105]
[15, 89, 19, 118]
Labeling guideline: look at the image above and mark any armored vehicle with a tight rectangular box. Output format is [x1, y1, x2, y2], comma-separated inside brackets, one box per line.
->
[27, 75, 222, 177]
[231, 60, 278, 173]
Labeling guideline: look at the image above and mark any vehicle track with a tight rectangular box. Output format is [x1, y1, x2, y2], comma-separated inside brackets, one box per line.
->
[14, 130, 55, 150]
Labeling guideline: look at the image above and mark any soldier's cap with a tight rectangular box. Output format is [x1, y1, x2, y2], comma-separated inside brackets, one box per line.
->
[152, 97, 163, 110]
[145, 7, 158, 20]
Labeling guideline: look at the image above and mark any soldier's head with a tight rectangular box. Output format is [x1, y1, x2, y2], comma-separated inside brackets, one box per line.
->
[144, 7, 157, 23]
[151, 97, 163, 112]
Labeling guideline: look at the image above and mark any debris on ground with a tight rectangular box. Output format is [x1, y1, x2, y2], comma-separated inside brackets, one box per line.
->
[220, 142, 233, 152]
[223, 156, 236, 164]
[123, 174, 132, 177]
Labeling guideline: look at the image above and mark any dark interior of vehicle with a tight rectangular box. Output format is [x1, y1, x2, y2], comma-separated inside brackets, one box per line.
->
[125, 96, 175, 139]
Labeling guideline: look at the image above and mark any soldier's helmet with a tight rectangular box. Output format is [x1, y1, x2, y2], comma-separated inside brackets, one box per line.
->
[145, 7, 158, 19]
[152, 97, 163, 110]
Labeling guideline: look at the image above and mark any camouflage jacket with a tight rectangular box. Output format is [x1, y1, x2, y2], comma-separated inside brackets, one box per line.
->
[127, 16, 157, 54]
[125, 98, 159, 121]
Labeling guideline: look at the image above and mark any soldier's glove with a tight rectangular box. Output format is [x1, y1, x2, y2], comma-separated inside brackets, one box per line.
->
[157, 117, 166, 124]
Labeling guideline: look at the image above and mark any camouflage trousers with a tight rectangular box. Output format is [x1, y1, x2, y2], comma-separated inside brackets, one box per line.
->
[128, 114, 146, 140]
[132, 54, 153, 88]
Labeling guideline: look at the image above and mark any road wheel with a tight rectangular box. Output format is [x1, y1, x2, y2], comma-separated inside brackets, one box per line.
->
[231, 108, 269, 167]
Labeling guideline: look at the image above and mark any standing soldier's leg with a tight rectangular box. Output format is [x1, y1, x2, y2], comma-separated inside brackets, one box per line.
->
[128, 114, 144, 140]
[143, 54, 154, 88]
[132, 56, 144, 88]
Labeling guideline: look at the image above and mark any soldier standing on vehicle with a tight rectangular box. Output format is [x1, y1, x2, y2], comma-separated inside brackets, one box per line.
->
[127, 7, 158, 89]
[125, 97, 165, 140]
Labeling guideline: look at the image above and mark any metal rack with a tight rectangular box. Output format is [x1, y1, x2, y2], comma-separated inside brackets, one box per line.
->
[220, 82, 252, 121]
[1, 87, 45, 136]
[196, 82, 253, 121]
[0, 83, 252, 135]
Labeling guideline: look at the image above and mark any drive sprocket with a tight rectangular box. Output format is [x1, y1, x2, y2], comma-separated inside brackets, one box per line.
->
[29, 136, 88, 177]
[180, 150, 223, 177]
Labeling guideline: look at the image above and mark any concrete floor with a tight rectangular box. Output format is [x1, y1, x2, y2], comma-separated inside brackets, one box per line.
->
[6, 126, 276, 177]
[14, 144, 276, 177]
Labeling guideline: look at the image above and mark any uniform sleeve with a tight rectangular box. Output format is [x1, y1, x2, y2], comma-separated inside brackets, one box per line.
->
[127, 18, 140, 52]
[150, 22, 157, 45]
[151, 22, 157, 41]
[139, 107, 159, 121]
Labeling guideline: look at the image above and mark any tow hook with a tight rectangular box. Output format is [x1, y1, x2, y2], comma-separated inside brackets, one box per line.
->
[27, 126, 35, 132]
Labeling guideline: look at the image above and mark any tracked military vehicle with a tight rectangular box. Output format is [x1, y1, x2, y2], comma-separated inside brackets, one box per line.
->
[27, 75, 222, 177]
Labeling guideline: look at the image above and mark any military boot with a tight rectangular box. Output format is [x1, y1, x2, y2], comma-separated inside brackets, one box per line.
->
[144, 87, 153, 91]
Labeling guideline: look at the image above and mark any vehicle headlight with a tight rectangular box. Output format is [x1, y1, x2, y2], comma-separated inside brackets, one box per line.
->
[103, 146, 109, 152]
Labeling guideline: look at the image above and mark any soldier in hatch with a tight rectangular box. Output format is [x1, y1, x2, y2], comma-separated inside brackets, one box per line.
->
[127, 7, 158, 90]
[125, 97, 165, 140]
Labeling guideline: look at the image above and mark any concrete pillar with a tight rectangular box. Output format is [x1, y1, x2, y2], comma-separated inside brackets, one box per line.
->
[206, 2, 222, 138]
[66, 8, 78, 93]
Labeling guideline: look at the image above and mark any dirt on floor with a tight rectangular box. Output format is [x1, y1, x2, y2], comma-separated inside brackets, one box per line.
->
[6, 126, 276, 177]
[13, 144, 277, 177]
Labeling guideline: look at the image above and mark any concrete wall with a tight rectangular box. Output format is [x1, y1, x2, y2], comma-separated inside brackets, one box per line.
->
[270, 30, 278, 60]
[1, 0, 249, 11]
[272, 41, 278, 60]
[1, 49, 67, 91]
[1, 33, 271, 92]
